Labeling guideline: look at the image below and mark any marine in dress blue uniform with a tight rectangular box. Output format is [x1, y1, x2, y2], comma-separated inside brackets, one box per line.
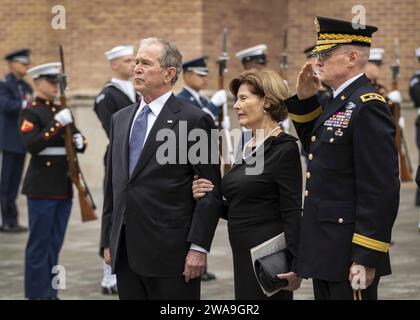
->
[0, 49, 32, 232]
[286, 17, 400, 300]
[19, 63, 87, 299]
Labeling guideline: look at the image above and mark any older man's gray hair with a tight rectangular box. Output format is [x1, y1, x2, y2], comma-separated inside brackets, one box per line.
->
[139, 37, 183, 85]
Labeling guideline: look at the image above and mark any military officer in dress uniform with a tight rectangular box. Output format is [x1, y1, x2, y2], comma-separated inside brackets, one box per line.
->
[177, 56, 225, 123]
[286, 17, 400, 300]
[19, 62, 87, 299]
[0, 49, 32, 232]
[94, 45, 138, 295]
[177, 56, 226, 282]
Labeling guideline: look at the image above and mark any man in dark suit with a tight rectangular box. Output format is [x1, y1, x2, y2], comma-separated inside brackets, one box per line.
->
[0, 49, 33, 233]
[286, 17, 399, 300]
[100, 37, 222, 300]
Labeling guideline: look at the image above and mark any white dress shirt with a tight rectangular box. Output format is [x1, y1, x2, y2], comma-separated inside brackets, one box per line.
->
[129, 90, 172, 142]
[332, 73, 364, 98]
[130, 90, 208, 254]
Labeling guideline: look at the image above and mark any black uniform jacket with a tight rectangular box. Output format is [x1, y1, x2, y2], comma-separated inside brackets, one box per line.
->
[19, 97, 86, 199]
[286, 74, 400, 281]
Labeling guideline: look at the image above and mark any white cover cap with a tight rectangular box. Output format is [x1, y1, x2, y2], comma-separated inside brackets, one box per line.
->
[369, 48, 384, 61]
[235, 44, 267, 61]
[105, 45, 134, 61]
[27, 62, 61, 79]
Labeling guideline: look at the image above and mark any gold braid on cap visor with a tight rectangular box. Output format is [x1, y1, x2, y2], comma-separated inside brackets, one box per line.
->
[312, 33, 372, 53]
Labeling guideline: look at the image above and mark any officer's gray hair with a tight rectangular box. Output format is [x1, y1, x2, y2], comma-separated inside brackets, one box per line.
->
[139, 37, 182, 85]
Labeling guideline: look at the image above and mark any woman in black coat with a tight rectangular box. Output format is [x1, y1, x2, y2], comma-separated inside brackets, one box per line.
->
[193, 70, 303, 300]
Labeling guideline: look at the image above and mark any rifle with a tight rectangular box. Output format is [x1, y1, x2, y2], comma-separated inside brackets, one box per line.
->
[390, 38, 412, 182]
[217, 28, 234, 173]
[279, 27, 288, 80]
[58, 45, 98, 221]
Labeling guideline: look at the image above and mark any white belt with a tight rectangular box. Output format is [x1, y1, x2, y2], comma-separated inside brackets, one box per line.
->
[38, 147, 66, 156]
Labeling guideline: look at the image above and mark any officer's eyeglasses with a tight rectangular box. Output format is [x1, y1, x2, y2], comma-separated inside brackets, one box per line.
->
[314, 50, 349, 62]
[314, 52, 333, 61]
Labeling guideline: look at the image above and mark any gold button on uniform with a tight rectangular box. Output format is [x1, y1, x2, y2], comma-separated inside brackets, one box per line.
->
[50, 128, 55, 132]
[308, 154, 313, 160]
[55, 122, 61, 127]
[52, 107, 56, 112]
[304, 190, 309, 197]
[311, 136, 316, 142]
[46, 161, 51, 167]
[338, 218, 343, 224]
[306, 172, 311, 179]
[44, 132, 50, 137]
[329, 138, 334, 143]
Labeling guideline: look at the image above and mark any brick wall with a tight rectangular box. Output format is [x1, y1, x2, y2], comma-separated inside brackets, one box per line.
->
[1, 0, 419, 188]
[287, 0, 420, 100]
[1, 0, 417, 98]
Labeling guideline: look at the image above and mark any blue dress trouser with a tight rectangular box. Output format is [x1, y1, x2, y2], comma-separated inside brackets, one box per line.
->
[0, 150, 25, 226]
[25, 198, 72, 299]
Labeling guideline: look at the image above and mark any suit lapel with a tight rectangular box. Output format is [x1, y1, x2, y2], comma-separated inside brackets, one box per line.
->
[128, 94, 180, 182]
[312, 74, 369, 133]
[122, 103, 141, 182]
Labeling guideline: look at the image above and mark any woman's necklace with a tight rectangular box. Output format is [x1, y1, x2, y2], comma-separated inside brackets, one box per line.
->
[242, 126, 281, 160]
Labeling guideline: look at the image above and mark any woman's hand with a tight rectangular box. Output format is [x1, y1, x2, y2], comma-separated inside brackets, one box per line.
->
[276, 272, 302, 291]
[192, 175, 214, 200]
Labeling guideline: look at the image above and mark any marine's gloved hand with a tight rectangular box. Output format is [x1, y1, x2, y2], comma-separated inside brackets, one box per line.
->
[54, 108, 73, 126]
[399, 116, 405, 129]
[73, 133, 84, 149]
[388, 90, 402, 104]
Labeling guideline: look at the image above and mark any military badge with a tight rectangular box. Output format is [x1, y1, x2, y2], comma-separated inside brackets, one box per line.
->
[345, 102, 356, 110]
[95, 93, 105, 104]
[21, 119, 34, 133]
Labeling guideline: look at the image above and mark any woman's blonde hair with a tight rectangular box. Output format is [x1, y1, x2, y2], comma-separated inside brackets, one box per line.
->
[229, 69, 291, 122]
